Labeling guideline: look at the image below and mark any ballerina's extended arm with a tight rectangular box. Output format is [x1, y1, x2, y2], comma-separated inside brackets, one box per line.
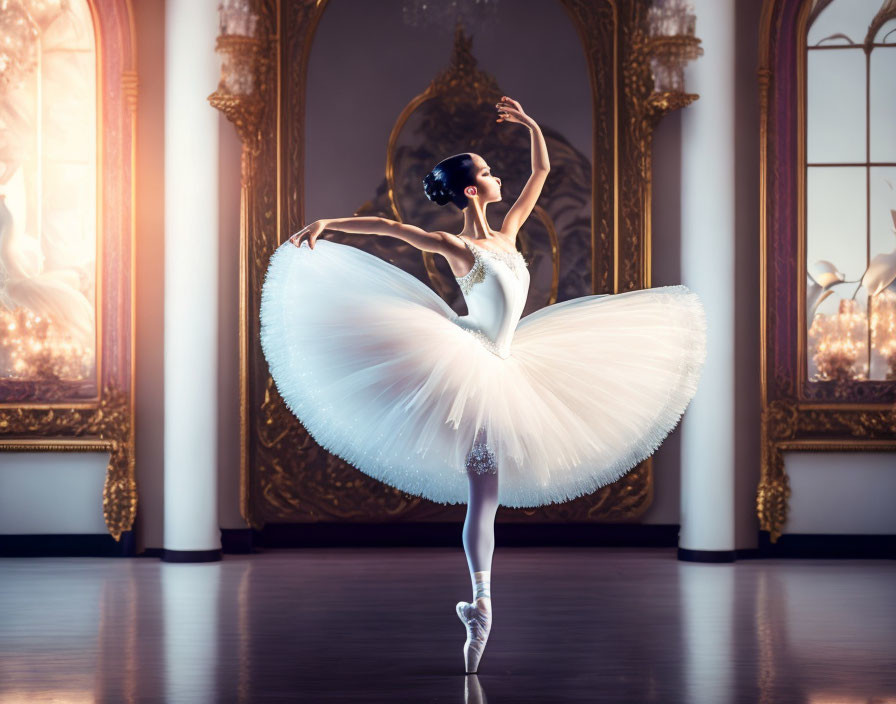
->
[289, 215, 454, 256]
[494, 96, 550, 240]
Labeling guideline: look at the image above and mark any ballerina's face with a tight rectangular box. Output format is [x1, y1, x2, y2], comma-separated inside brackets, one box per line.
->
[469, 154, 502, 205]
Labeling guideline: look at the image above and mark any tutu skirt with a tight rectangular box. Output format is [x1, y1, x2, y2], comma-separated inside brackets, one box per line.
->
[260, 239, 706, 507]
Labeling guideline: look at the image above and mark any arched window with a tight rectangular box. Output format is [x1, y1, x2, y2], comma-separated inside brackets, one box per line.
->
[0, 0, 136, 542]
[804, 0, 896, 382]
[760, 0, 896, 544]
[0, 0, 98, 395]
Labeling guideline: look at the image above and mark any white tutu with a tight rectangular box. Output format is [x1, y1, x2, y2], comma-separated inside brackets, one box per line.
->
[260, 238, 706, 508]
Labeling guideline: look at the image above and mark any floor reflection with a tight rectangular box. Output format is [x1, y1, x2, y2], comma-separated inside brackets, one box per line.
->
[0, 549, 894, 702]
[465, 673, 488, 703]
[679, 563, 735, 704]
[162, 563, 222, 702]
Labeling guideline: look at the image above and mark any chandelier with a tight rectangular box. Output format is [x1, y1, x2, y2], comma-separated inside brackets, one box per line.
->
[0, 0, 39, 90]
[0, 0, 68, 91]
[809, 298, 869, 383]
[647, 0, 703, 93]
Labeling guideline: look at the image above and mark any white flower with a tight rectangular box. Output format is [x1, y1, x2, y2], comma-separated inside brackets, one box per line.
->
[861, 250, 896, 297]
[808, 260, 846, 290]
[859, 210, 896, 297]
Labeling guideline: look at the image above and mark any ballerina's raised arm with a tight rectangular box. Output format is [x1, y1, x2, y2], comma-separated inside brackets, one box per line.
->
[493, 96, 550, 241]
[288, 96, 549, 265]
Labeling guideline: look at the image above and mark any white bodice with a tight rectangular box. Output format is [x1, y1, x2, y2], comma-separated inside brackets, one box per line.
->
[453, 237, 530, 359]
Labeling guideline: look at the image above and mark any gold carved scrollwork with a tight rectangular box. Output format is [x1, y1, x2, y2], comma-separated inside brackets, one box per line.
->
[208, 33, 275, 185]
[231, 0, 698, 528]
[627, 29, 699, 146]
[208, 36, 270, 140]
[756, 456, 791, 545]
[645, 91, 699, 126]
[758, 399, 896, 542]
[0, 386, 135, 540]
[758, 401, 795, 543]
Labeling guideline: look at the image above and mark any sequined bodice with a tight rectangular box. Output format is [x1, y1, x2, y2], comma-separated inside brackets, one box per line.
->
[454, 238, 530, 359]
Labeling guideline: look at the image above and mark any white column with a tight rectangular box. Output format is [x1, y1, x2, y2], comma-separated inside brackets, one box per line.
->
[679, 0, 736, 557]
[163, 0, 221, 558]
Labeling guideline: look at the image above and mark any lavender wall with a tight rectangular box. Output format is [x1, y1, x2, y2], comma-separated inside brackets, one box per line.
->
[305, 0, 592, 224]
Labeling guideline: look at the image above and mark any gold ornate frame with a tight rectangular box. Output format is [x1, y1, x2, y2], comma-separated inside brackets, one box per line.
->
[219, 0, 696, 529]
[758, 0, 896, 543]
[0, 0, 138, 541]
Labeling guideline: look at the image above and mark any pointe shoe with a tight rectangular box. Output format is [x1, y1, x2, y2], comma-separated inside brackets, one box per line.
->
[456, 597, 492, 673]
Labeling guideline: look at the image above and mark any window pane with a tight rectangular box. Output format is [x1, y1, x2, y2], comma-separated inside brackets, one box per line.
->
[870, 47, 896, 162]
[807, 167, 867, 284]
[807, 48, 866, 163]
[807, 166, 870, 382]
[870, 167, 896, 267]
[869, 169, 896, 380]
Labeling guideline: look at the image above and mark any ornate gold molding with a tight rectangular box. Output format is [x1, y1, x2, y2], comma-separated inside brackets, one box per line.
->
[208, 37, 271, 147]
[0, 385, 136, 540]
[0, 388, 136, 540]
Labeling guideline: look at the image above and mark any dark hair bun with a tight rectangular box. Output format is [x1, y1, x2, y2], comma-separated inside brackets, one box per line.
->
[422, 171, 453, 207]
[422, 154, 477, 210]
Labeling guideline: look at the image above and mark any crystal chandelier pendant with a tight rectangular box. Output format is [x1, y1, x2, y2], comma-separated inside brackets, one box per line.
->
[0, 0, 40, 91]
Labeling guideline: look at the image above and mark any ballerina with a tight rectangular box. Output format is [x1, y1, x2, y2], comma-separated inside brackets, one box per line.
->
[260, 96, 706, 674]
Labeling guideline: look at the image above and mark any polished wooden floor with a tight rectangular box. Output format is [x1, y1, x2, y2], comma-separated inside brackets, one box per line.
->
[1, 548, 894, 703]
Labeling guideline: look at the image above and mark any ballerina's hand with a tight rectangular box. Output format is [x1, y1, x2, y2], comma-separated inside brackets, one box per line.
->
[495, 96, 535, 128]
[289, 219, 328, 249]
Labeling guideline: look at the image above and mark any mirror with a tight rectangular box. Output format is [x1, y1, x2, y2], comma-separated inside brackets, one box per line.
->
[0, 0, 137, 542]
[0, 0, 98, 401]
[758, 0, 896, 545]
[804, 0, 896, 384]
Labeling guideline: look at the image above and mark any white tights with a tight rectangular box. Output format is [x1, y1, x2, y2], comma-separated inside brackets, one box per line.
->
[461, 429, 499, 592]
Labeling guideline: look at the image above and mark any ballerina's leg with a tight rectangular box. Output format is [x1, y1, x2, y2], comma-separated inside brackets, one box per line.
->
[462, 428, 499, 601]
[456, 428, 497, 673]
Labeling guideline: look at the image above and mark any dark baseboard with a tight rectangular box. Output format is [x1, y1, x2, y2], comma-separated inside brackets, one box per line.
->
[256, 525, 896, 558]
[221, 528, 255, 554]
[678, 547, 737, 563]
[160, 548, 222, 563]
[256, 522, 682, 548]
[5, 527, 893, 559]
[0, 531, 136, 557]
[141, 529, 254, 557]
[735, 548, 761, 560]
[755, 531, 896, 559]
